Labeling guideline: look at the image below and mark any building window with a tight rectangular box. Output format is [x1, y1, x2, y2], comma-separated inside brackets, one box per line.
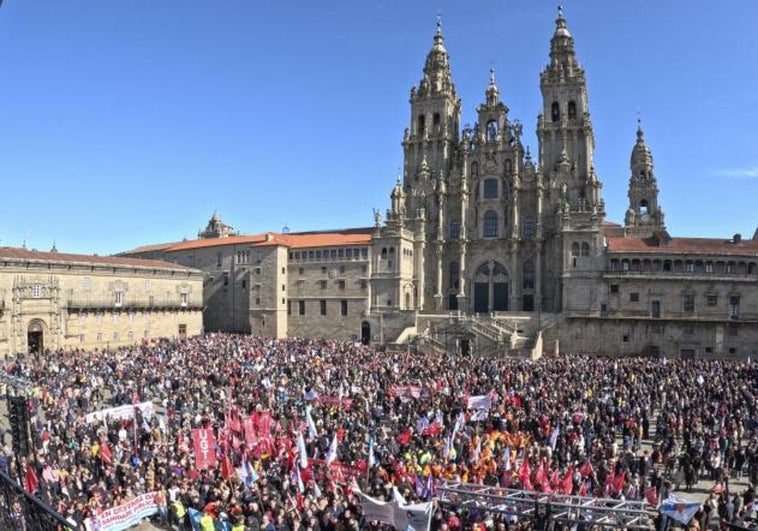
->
[729, 296, 740, 319]
[320, 300, 327, 316]
[483, 210, 498, 237]
[223, 274, 229, 286]
[523, 217, 535, 238]
[651, 300, 661, 318]
[83, 277, 92, 290]
[568, 100, 577, 119]
[581, 243, 590, 257]
[651, 324, 664, 334]
[610, 284, 619, 294]
[450, 220, 461, 239]
[483, 178, 498, 199]
[551, 101, 560, 122]
[449, 261, 460, 291]
[320, 280, 327, 289]
[216, 253, 222, 267]
[299, 267, 304, 275]
[281, 284, 285, 292]
[683, 324, 693, 336]
[571, 242, 580, 257]
[31, 284, 42, 298]
[287, 301, 291, 315]
[321, 266, 327, 274]
[180, 292, 188, 306]
[523, 260, 535, 290]
[706, 295, 718, 306]
[346, 249, 352, 259]
[255, 268, 261, 275]
[341, 300, 348, 316]
[622, 335, 629, 343]
[115, 291, 123, 306]
[298, 301, 305, 315]
[241, 280, 246, 289]
[338, 280, 346, 290]
[630, 293, 639, 302]
[729, 347, 737, 355]
[729, 325, 739, 337]
[683, 293, 695, 313]
[113, 332, 119, 341]
[96, 332, 103, 342]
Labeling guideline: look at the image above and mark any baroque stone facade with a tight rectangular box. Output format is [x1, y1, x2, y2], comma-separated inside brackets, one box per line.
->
[123, 10, 758, 359]
[0, 247, 204, 355]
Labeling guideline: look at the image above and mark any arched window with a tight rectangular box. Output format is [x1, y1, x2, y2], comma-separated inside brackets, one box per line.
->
[486, 120, 498, 142]
[449, 220, 461, 239]
[417, 114, 425, 135]
[639, 199, 649, 215]
[571, 242, 580, 257]
[581, 242, 590, 257]
[568, 100, 577, 119]
[381, 248, 387, 258]
[433, 113, 440, 127]
[551, 101, 560, 122]
[483, 210, 499, 237]
[483, 178, 498, 199]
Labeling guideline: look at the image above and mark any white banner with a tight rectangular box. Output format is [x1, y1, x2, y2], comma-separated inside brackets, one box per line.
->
[355, 488, 432, 531]
[85, 401, 155, 424]
[84, 491, 161, 531]
[467, 394, 492, 410]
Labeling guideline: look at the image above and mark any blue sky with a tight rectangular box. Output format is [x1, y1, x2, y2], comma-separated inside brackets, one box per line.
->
[0, 1, 756, 255]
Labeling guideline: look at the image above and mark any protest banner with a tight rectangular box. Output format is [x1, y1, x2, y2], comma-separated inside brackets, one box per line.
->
[84, 491, 161, 531]
[85, 401, 155, 424]
[192, 427, 217, 470]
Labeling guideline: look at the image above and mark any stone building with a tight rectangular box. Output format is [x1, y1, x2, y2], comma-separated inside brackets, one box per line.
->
[123, 10, 758, 359]
[123, 217, 373, 341]
[0, 246, 203, 355]
[366, 9, 758, 359]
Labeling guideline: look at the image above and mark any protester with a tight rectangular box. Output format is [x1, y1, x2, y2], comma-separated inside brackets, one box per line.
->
[3, 334, 757, 530]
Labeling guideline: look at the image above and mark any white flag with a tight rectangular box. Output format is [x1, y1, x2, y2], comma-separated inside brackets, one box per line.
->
[467, 394, 492, 410]
[305, 406, 319, 439]
[297, 432, 309, 469]
[325, 434, 338, 465]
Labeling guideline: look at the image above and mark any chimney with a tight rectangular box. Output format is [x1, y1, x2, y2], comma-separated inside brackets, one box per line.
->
[733, 233, 742, 244]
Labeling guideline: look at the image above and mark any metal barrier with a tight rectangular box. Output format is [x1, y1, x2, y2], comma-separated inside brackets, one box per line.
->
[438, 481, 657, 530]
[0, 468, 77, 530]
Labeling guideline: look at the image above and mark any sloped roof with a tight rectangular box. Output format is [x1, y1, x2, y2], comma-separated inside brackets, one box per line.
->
[118, 241, 180, 255]
[166, 228, 374, 252]
[0, 247, 195, 271]
[607, 236, 758, 258]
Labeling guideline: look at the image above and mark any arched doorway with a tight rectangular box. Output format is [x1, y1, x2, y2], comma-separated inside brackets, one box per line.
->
[27, 320, 46, 355]
[473, 261, 509, 313]
[361, 321, 371, 345]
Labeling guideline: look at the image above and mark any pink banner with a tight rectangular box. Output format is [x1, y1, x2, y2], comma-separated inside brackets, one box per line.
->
[317, 396, 354, 410]
[192, 428, 217, 470]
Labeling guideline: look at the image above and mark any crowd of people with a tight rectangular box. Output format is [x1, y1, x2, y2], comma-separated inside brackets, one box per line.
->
[2, 333, 758, 530]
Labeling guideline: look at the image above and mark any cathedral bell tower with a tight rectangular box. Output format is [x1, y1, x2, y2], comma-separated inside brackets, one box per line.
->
[625, 120, 665, 236]
[403, 18, 461, 209]
[537, 7, 602, 216]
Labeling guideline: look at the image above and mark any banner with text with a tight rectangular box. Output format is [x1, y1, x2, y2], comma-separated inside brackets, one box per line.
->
[85, 401, 155, 424]
[193, 428, 217, 470]
[84, 491, 161, 531]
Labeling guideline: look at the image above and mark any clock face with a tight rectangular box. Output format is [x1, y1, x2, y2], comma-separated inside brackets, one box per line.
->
[641, 213, 650, 222]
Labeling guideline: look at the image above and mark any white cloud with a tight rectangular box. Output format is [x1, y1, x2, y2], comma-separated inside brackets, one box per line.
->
[714, 167, 758, 179]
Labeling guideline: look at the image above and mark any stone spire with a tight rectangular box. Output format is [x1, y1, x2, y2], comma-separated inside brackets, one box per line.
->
[546, 5, 581, 80]
[626, 119, 665, 234]
[417, 17, 456, 97]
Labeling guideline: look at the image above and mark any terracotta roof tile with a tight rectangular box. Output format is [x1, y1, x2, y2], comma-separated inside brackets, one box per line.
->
[0, 247, 196, 271]
[119, 241, 181, 254]
[167, 228, 374, 252]
[607, 236, 758, 257]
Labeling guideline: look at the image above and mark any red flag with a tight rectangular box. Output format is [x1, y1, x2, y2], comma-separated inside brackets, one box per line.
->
[396, 428, 411, 445]
[613, 471, 625, 493]
[100, 441, 112, 465]
[534, 461, 548, 489]
[192, 428, 217, 470]
[561, 467, 574, 495]
[220, 456, 233, 481]
[518, 458, 532, 490]
[644, 486, 658, 505]
[579, 459, 594, 478]
[24, 466, 38, 494]
[579, 481, 589, 496]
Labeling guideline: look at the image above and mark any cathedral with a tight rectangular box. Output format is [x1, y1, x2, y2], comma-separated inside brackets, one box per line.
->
[122, 9, 758, 359]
